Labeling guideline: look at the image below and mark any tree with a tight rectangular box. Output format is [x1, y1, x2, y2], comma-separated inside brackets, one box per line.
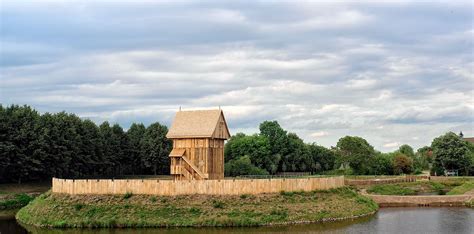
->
[282, 133, 310, 172]
[79, 119, 103, 176]
[306, 143, 335, 174]
[224, 133, 275, 173]
[99, 122, 115, 176]
[417, 146, 433, 163]
[1, 105, 43, 183]
[259, 121, 287, 173]
[127, 123, 146, 175]
[393, 154, 413, 174]
[335, 136, 375, 175]
[398, 144, 415, 158]
[224, 155, 269, 177]
[431, 132, 471, 176]
[368, 153, 394, 175]
[141, 123, 171, 175]
[224, 133, 247, 162]
[0, 104, 174, 183]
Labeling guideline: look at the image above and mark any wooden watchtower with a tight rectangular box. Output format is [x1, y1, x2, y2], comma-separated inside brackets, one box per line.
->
[166, 109, 230, 180]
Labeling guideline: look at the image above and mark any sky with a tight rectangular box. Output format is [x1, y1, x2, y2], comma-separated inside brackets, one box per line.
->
[1, 0, 473, 152]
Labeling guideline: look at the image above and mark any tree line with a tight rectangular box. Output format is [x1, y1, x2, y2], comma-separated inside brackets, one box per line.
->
[225, 121, 474, 176]
[0, 105, 171, 183]
[2, 105, 473, 183]
[224, 121, 335, 176]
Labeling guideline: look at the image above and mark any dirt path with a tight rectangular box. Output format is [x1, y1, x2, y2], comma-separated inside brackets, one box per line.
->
[465, 189, 474, 196]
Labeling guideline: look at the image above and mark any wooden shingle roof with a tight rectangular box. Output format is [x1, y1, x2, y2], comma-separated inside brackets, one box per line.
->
[166, 109, 230, 139]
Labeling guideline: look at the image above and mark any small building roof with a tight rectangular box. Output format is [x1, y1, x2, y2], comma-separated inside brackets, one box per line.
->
[166, 109, 230, 139]
[463, 137, 474, 144]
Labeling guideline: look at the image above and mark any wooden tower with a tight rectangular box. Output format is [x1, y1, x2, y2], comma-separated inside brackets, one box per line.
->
[166, 109, 230, 180]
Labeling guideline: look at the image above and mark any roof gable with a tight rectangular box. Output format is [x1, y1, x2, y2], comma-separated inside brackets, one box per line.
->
[166, 109, 230, 139]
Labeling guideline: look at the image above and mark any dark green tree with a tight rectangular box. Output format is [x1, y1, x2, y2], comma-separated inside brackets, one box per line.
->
[224, 155, 269, 177]
[398, 144, 415, 158]
[141, 123, 171, 175]
[431, 132, 471, 176]
[1, 105, 42, 183]
[368, 153, 394, 175]
[282, 133, 310, 172]
[306, 143, 336, 174]
[259, 121, 287, 173]
[224, 133, 275, 173]
[127, 123, 146, 175]
[335, 136, 375, 175]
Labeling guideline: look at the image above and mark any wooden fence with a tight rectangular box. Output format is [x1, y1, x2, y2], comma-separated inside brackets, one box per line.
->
[52, 176, 344, 196]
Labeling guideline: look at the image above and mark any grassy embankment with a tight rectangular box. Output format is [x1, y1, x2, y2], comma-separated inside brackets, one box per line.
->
[447, 182, 474, 195]
[367, 180, 473, 196]
[17, 187, 378, 228]
[0, 182, 50, 210]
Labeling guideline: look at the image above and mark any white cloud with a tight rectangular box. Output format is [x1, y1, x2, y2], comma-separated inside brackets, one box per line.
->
[311, 131, 329, 138]
[383, 142, 400, 148]
[1, 1, 472, 152]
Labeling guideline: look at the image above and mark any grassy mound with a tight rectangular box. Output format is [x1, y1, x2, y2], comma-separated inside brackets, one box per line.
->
[447, 182, 474, 195]
[0, 193, 35, 210]
[367, 181, 459, 196]
[16, 187, 377, 228]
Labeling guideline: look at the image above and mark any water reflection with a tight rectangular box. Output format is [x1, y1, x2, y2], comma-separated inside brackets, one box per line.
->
[2, 208, 473, 234]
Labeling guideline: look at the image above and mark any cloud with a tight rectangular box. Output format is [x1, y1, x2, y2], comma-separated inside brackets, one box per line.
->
[311, 131, 330, 138]
[383, 142, 400, 148]
[1, 1, 473, 152]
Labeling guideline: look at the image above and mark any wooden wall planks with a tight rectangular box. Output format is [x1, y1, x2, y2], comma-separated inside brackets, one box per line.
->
[52, 176, 344, 196]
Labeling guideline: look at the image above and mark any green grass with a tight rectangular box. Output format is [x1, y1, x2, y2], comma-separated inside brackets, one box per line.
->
[366, 181, 459, 196]
[446, 182, 474, 195]
[0, 193, 34, 210]
[16, 187, 378, 228]
[367, 184, 416, 195]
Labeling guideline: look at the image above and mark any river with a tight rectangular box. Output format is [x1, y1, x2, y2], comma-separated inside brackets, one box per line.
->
[1, 207, 473, 234]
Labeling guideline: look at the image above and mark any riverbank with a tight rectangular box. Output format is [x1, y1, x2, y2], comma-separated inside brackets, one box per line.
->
[16, 187, 378, 228]
[0, 182, 50, 211]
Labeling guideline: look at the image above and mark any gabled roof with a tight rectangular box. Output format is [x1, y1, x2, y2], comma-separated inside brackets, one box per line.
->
[166, 109, 230, 139]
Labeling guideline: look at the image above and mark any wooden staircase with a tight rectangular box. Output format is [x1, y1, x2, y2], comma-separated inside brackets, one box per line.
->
[170, 155, 208, 180]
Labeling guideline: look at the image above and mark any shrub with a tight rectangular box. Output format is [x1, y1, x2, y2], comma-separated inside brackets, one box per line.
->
[123, 192, 133, 199]
[224, 155, 269, 177]
[0, 193, 34, 210]
[393, 154, 413, 174]
[189, 207, 201, 215]
[212, 200, 225, 209]
[74, 204, 84, 211]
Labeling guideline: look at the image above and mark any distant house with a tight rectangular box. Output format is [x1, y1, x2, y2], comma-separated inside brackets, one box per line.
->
[463, 137, 474, 144]
[166, 109, 230, 180]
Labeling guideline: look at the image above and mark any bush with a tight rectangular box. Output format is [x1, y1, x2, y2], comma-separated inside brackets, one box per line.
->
[189, 207, 201, 215]
[393, 154, 413, 174]
[74, 204, 84, 211]
[224, 155, 269, 177]
[211, 200, 225, 209]
[123, 192, 133, 199]
[0, 193, 34, 210]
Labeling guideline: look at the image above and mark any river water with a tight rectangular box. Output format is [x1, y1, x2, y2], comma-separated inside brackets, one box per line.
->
[1, 207, 473, 234]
